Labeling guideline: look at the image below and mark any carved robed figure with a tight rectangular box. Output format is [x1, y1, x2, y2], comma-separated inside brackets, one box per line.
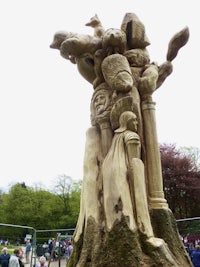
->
[51, 12, 192, 267]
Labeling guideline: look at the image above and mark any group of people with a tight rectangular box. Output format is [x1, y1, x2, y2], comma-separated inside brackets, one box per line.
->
[47, 239, 73, 261]
[0, 247, 24, 267]
[0, 238, 73, 267]
[0, 247, 48, 267]
[185, 242, 200, 267]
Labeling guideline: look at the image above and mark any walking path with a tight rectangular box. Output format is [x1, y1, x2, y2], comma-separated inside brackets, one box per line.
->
[24, 259, 67, 267]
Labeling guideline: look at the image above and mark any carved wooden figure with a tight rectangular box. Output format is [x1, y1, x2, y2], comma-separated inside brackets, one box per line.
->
[50, 12, 191, 267]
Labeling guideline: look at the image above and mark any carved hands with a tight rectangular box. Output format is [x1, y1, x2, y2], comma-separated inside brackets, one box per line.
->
[138, 64, 159, 101]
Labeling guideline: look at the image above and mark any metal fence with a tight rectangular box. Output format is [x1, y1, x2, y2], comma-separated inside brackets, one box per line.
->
[0, 223, 75, 267]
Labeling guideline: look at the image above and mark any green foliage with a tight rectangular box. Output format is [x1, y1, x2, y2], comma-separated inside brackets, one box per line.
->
[0, 178, 81, 241]
[177, 220, 200, 235]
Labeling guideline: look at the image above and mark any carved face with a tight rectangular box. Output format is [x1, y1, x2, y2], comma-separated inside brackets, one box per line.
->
[127, 113, 138, 132]
[118, 111, 138, 132]
[93, 90, 110, 115]
[102, 28, 126, 49]
[94, 93, 106, 114]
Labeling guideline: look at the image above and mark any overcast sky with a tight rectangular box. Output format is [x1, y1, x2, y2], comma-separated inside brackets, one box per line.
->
[0, 1, 198, 191]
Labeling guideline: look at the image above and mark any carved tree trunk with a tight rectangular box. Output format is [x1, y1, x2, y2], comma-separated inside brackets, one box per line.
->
[68, 215, 191, 267]
[66, 114, 192, 267]
[51, 12, 191, 267]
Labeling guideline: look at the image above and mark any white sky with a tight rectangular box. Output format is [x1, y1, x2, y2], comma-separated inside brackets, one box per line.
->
[0, 1, 198, 191]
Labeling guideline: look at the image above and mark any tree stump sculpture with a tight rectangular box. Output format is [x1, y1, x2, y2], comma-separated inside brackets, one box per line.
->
[50, 12, 192, 267]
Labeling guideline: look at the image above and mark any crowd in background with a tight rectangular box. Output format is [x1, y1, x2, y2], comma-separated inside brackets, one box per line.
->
[2, 235, 200, 266]
[0, 239, 33, 267]
[0, 247, 24, 267]
[43, 238, 73, 262]
[0, 237, 73, 267]
[181, 236, 200, 267]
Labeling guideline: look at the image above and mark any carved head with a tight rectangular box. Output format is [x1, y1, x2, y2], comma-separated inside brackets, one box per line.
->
[90, 83, 113, 126]
[115, 111, 138, 133]
[102, 28, 126, 54]
[91, 83, 112, 115]
[93, 92, 108, 115]
[85, 14, 101, 27]
[50, 31, 75, 49]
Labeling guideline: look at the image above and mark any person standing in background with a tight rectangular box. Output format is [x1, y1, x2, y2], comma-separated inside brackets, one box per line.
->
[191, 245, 200, 267]
[0, 247, 10, 267]
[25, 240, 31, 264]
[35, 256, 47, 267]
[17, 248, 24, 267]
[8, 249, 20, 267]
[66, 241, 73, 261]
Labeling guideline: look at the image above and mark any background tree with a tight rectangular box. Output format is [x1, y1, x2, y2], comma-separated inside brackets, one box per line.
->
[30, 189, 64, 229]
[0, 190, 4, 217]
[53, 175, 81, 228]
[160, 143, 200, 218]
[53, 174, 73, 215]
[0, 178, 81, 241]
[180, 146, 200, 171]
[68, 180, 82, 227]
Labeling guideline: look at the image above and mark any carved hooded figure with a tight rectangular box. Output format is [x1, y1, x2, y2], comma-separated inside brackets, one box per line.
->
[102, 111, 158, 240]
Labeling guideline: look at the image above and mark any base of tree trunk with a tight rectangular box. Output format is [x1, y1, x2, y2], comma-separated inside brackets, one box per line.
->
[150, 208, 192, 266]
[67, 209, 192, 267]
